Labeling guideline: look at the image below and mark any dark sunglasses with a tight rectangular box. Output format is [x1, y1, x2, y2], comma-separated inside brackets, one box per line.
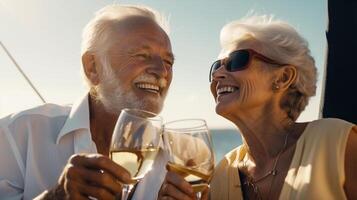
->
[209, 49, 283, 82]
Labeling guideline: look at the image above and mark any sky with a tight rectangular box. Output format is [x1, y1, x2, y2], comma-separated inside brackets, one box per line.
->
[0, 0, 327, 129]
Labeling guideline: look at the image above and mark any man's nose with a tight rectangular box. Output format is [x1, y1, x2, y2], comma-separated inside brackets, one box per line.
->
[146, 56, 168, 78]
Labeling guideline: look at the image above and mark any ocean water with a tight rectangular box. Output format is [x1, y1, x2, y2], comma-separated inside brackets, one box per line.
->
[210, 129, 242, 165]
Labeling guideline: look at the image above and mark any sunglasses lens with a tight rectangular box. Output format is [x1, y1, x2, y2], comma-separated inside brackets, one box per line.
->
[209, 60, 221, 81]
[228, 50, 250, 71]
[209, 50, 251, 82]
[212, 60, 221, 71]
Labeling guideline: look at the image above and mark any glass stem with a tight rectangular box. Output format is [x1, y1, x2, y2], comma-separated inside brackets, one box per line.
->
[196, 191, 202, 200]
[121, 184, 133, 200]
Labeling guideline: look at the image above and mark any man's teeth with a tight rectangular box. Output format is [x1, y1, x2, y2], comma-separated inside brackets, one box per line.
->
[217, 86, 238, 95]
[136, 83, 160, 92]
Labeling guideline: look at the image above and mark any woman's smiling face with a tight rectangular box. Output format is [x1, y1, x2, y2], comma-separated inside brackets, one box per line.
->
[210, 47, 278, 121]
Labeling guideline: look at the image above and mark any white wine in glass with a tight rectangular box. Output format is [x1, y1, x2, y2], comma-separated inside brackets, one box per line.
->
[166, 162, 211, 193]
[110, 108, 162, 200]
[110, 148, 158, 183]
[163, 119, 215, 199]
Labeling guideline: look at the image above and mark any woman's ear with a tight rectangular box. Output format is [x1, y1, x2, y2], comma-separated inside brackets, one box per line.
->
[82, 52, 100, 86]
[273, 65, 297, 91]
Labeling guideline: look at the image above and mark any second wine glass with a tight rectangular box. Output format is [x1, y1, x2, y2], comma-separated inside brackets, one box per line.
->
[163, 119, 215, 199]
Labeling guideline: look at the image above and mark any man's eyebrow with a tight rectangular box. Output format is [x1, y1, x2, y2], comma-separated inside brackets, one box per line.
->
[128, 45, 150, 53]
[129, 45, 175, 61]
[140, 45, 152, 51]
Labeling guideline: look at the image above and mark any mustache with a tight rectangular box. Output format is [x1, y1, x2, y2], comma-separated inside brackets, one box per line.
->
[134, 74, 168, 88]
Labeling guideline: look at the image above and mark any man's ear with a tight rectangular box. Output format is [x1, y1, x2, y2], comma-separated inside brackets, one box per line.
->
[273, 65, 297, 91]
[82, 52, 100, 85]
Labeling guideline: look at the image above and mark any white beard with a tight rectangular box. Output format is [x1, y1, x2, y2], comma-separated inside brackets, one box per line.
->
[95, 56, 166, 115]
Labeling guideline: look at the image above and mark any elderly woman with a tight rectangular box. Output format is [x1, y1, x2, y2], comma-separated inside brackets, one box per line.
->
[158, 15, 357, 200]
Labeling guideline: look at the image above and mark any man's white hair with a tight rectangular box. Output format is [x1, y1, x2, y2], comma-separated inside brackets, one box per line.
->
[220, 15, 317, 120]
[81, 4, 169, 87]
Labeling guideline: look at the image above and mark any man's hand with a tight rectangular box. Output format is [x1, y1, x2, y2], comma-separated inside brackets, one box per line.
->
[38, 153, 132, 200]
[157, 171, 209, 200]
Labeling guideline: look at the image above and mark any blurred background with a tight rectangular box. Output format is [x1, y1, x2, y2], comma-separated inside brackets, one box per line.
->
[0, 0, 327, 162]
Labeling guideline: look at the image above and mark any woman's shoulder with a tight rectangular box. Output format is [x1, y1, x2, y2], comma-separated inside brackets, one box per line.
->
[309, 118, 355, 128]
[299, 118, 355, 154]
[305, 118, 355, 138]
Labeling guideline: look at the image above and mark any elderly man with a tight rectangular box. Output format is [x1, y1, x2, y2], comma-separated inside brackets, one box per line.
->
[0, 4, 174, 200]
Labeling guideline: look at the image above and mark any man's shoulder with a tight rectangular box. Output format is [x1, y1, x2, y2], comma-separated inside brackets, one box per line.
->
[0, 103, 73, 154]
[0, 103, 72, 126]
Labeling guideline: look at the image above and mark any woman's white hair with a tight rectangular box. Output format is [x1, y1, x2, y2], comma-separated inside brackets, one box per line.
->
[80, 4, 169, 87]
[220, 15, 317, 120]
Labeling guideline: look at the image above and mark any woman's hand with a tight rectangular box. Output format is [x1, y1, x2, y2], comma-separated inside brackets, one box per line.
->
[158, 171, 209, 200]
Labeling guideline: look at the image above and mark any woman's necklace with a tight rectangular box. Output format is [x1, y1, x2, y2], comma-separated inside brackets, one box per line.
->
[239, 129, 291, 199]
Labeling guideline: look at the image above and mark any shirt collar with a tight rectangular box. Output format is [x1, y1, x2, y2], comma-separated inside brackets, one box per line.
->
[56, 93, 91, 144]
[55, 93, 165, 151]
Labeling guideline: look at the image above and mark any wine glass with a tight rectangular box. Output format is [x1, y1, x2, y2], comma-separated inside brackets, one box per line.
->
[163, 119, 215, 199]
[110, 108, 163, 200]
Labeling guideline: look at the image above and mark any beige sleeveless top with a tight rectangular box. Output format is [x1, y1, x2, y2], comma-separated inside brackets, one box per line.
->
[210, 118, 355, 200]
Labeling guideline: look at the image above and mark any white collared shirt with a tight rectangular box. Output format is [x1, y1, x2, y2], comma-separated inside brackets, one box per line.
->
[0, 94, 168, 200]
